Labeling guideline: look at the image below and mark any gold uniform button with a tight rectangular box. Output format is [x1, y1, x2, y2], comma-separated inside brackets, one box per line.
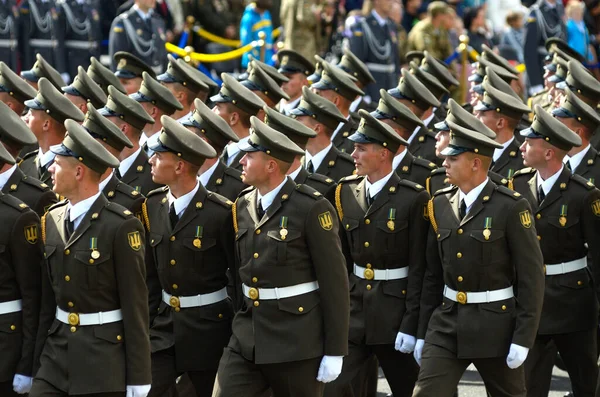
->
[457, 276, 463, 282]
[365, 219, 370, 225]
[402, 290, 406, 295]
[170, 259, 176, 265]
[89, 259, 94, 264]
[437, 234, 441, 238]
[70, 326, 77, 333]
[457, 229, 463, 235]
[64, 249, 70, 255]
[170, 236, 176, 241]
[578, 280, 583, 286]
[254, 253, 259, 258]
[68, 302, 74, 308]
[174, 307, 180, 312]
[501, 305, 507, 311]
[64, 275, 71, 282]
[536, 214, 541, 220]
[10, 325, 15, 331]
[172, 284, 178, 290]
[366, 284, 372, 290]
[252, 277, 258, 283]
[298, 307, 304, 313]
[253, 301, 260, 307]
[456, 252, 462, 259]
[117, 335, 122, 341]
[255, 229, 261, 235]
[364, 242, 370, 248]
[218, 313, 224, 319]
[537, 235, 541, 241]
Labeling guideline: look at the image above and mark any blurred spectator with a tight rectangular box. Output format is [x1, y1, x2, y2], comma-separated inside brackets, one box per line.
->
[321, 0, 342, 55]
[486, 0, 528, 34]
[401, 0, 422, 33]
[566, 0, 593, 60]
[499, 9, 525, 63]
[240, 0, 274, 68]
[281, 0, 321, 61]
[448, 6, 464, 50]
[464, 6, 495, 53]
[407, 1, 454, 61]
[184, 0, 238, 40]
[389, 0, 409, 64]
[343, 0, 364, 13]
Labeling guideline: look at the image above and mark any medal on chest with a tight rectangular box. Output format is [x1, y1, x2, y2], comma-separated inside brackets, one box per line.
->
[193, 225, 203, 248]
[279, 216, 288, 240]
[559, 205, 567, 227]
[483, 217, 492, 241]
[387, 208, 396, 231]
[90, 237, 100, 259]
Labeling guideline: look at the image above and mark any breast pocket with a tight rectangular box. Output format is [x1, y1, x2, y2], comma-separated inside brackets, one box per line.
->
[149, 233, 163, 269]
[44, 245, 58, 286]
[183, 237, 217, 272]
[267, 229, 302, 264]
[436, 229, 451, 261]
[547, 216, 580, 248]
[342, 218, 359, 254]
[469, 229, 506, 266]
[376, 219, 408, 253]
[74, 251, 112, 290]
[235, 228, 248, 263]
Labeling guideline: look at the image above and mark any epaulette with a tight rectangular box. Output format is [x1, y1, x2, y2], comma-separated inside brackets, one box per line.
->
[47, 200, 68, 213]
[571, 174, 596, 190]
[237, 185, 255, 199]
[207, 192, 233, 208]
[414, 157, 437, 170]
[398, 178, 425, 191]
[496, 185, 522, 200]
[0, 194, 29, 212]
[223, 166, 244, 181]
[431, 166, 445, 176]
[307, 173, 336, 185]
[295, 183, 322, 199]
[338, 151, 355, 164]
[338, 174, 362, 184]
[115, 182, 144, 199]
[512, 167, 536, 179]
[105, 202, 133, 218]
[433, 185, 457, 197]
[146, 185, 169, 198]
[20, 150, 37, 161]
[489, 171, 508, 186]
[21, 176, 51, 192]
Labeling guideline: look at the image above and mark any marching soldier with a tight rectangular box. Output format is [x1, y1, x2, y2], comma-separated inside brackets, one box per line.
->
[62, 66, 108, 114]
[86, 56, 127, 96]
[144, 116, 234, 397]
[57, 0, 102, 80]
[511, 105, 600, 397]
[32, 120, 151, 397]
[419, 51, 459, 118]
[308, 55, 324, 85]
[324, 110, 429, 397]
[414, 119, 544, 397]
[311, 62, 365, 154]
[371, 89, 436, 187]
[0, 102, 57, 217]
[212, 73, 266, 172]
[0, 143, 44, 397]
[0, 0, 19, 71]
[157, 54, 211, 121]
[277, 49, 314, 116]
[20, 78, 85, 188]
[20, 53, 66, 91]
[291, 86, 355, 182]
[109, 0, 167, 76]
[213, 117, 349, 396]
[113, 51, 157, 95]
[240, 64, 290, 109]
[388, 69, 440, 165]
[0, 62, 37, 117]
[336, 48, 376, 113]
[98, 85, 159, 196]
[555, 60, 600, 114]
[410, 61, 448, 116]
[182, 99, 246, 201]
[246, 59, 289, 87]
[475, 83, 530, 180]
[468, 58, 519, 101]
[19, 0, 67, 82]
[263, 106, 337, 196]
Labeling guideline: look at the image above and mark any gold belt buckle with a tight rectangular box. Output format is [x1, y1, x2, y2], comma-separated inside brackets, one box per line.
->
[248, 287, 259, 300]
[68, 313, 80, 326]
[456, 291, 467, 305]
[169, 296, 180, 308]
[364, 268, 374, 280]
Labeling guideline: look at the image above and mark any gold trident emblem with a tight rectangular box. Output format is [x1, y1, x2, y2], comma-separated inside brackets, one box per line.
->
[519, 211, 532, 229]
[128, 231, 142, 251]
[24, 225, 38, 244]
[318, 211, 333, 231]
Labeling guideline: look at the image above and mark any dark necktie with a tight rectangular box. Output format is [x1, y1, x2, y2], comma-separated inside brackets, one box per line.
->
[538, 186, 545, 203]
[257, 199, 265, 219]
[115, 168, 122, 179]
[307, 160, 314, 174]
[566, 160, 573, 173]
[169, 203, 178, 228]
[65, 209, 74, 240]
[459, 199, 467, 219]
[366, 190, 375, 206]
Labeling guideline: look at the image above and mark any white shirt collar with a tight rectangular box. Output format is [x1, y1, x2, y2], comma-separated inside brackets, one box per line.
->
[563, 144, 590, 173]
[364, 170, 395, 198]
[0, 164, 17, 190]
[492, 136, 515, 163]
[139, 133, 149, 147]
[349, 96, 362, 113]
[371, 10, 387, 27]
[98, 171, 114, 192]
[68, 191, 102, 229]
[133, 4, 154, 20]
[257, 176, 289, 211]
[287, 165, 302, 181]
[537, 165, 564, 196]
[280, 97, 301, 116]
[226, 136, 249, 166]
[168, 182, 200, 217]
[408, 111, 435, 144]
[119, 147, 142, 177]
[177, 111, 193, 123]
[39, 147, 57, 168]
[305, 142, 333, 172]
[392, 149, 408, 171]
[198, 160, 220, 187]
[330, 116, 350, 142]
[459, 177, 489, 213]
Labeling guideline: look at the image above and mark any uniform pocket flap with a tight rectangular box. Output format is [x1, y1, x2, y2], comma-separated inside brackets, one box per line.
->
[44, 245, 56, 258]
[93, 323, 125, 344]
[547, 216, 579, 229]
[0, 311, 21, 334]
[437, 228, 451, 241]
[341, 217, 359, 232]
[150, 233, 163, 247]
[184, 237, 217, 252]
[235, 228, 248, 241]
[266, 229, 302, 242]
[469, 229, 504, 242]
[382, 279, 409, 298]
[197, 299, 233, 321]
[558, 269, 589, 289]
[74, 251, 111, 265]
[277, 291, 320, 315]
[480, 298, 514, 313]
[376, 220, 408, 233]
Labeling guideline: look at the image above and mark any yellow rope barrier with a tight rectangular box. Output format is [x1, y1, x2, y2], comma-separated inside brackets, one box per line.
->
[165, 42, 258, 63]
[192, 26, 282, 48]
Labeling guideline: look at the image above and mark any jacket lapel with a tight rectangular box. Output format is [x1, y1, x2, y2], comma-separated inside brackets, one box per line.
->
[205, 161, 227, 191]
[121, 150, 146, 185]
[459, 180, 495, 227]
[172, 185, 208, 235]
[365, 174, 398, 217]
[255, 178, 296, 229]
[102, 174, 120, 196]
[51, 204, 69, 244]
[294, 167, 309, 185]
[395, 150, 414, 176]
[574, 146, 597, 179]
[246, 189, 261, 225]
[448, 189, 461, 223]
[2, 167, 23, 194]
[538, 168, 570, 213]
[315, 146, 336, 176]
[65, 195, 108, 249]
[354, 178, 369, 213]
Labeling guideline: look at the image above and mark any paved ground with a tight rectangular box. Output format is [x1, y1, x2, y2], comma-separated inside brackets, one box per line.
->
[377, 365, 571, 396]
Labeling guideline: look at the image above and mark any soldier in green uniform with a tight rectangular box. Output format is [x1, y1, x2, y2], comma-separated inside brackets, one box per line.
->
[0, 101, 57, 216]
[20, 54, 66, 91]
[113, 51, 157, 95]
[324, 110, 429, 397]
[86, 56, 127, 97]
[262, 106, 336, 195]
[213, 117, 349, 397]
[241, 64, 290, 110]
[510, 105, 600, 397]
[406, 1, 453, 61]
[371, 89, 436, 186]
[414, 119, 544, 397]
[32, 120, 151, 397]
[419, 51, 459, 119]
[212, 73, 266, 172]
[99, 85, 159, 196]
[291, 86, 356, 182]
[62, 66, 108, 114]
[0, 143, 44, 397]
[277, 49, 314, 116]
[20, 78, 85, 188]
[336, 48, 376, 113]
[0, 62, 37, 117]
[182, 99, 246, 201]
[144, 116, 234, 397]
[311, 61, 365, 154]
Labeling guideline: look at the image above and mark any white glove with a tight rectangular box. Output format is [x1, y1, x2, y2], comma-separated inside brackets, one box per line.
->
[126, 385, 151, 397]
[316, 355, 343, 383]
[12, 374, 33, 394]
[60, 73, 71, 85]
[506, 343, 529, 369]
[413, 339, 425, 366]
[395, 332, 416, 353]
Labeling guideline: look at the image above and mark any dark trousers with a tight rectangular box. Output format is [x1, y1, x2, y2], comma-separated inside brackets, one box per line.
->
[149, 348, 217, 397]
[212, 347, 324, 397]
[29, 379, 124, 397]
[412, 343, 526, 397]
[325, 343, 418, 397]
[0, 380, 19, 397]
[525, 329, 598, 397]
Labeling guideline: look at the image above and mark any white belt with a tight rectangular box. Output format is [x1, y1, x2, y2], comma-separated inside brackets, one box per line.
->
[0, 299, 22, 315]
[65, 40, 98, 50]
[443, 285, 513, 304]
[242, 281, 319, 300]
[56, 307, 122, 326]
[545, 257, 587, 276]
[29, 39, 58, 48]
[162, 287, 228, 309]
[366, 63, 395, 73]
[0, 39, 17, 48]
[353, 264, 409, 281]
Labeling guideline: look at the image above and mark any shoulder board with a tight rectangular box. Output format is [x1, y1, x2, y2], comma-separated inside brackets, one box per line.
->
[0, 194, 29, 212]
[21, 150, 37, 161]
[21, 176, 51, 192]
[207, 192, 233, 208]
[512, 167, 536, 178]
[295, 183, 322, 199]
[115, 182, 144, 199]
[496, 185, 522, 200]
[489, 171, 508, 186]
[104, 202, 133, 218]
[338, 151, 355, 163]
[47, 199, 68, 213]
[398, 178, 425, 192]
[223, 166, 244, 181]
[433, 185, 457, 197]
[571, 174, 596, 190]
[146, 185, 169, 198]
[237, 185, 255, 199]
[414, 157, 437, 170]
[431, 166, 445, 176]
[339, 174, 362, 184]
[307, 173, 336, 185]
